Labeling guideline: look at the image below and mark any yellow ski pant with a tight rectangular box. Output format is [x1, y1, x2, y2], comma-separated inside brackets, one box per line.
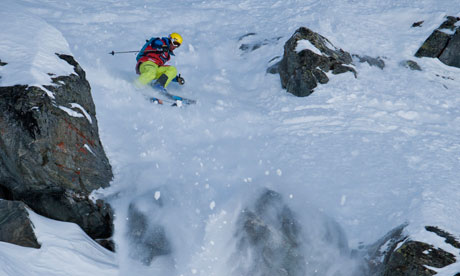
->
[138, 61, 177, 87]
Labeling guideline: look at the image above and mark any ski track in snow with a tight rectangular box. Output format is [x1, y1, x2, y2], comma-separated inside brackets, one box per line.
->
[2, 0, 460, 275]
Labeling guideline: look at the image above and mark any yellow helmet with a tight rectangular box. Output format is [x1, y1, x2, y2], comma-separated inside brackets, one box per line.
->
[169, 32, 183, 47]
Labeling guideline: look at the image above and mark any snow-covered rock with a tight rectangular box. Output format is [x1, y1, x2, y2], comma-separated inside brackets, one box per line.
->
[1, 0, 460, 275]
[415, 16, 460, 68]
[0, 5, 113, 245]
[277, 27, 356, 97]
[363, 224, 460, 276]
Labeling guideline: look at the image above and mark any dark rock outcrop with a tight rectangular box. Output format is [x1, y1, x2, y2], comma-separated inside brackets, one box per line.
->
[412, 21, 424, 28]
[233, 189, 305, 276]
[425, 226, 460, 249]
[353, 54, 385, 69]
[383, 240, 455, 276]
[0, 200, 40, 248]
[232, 189, 356, 275]
[277, 27, 356, 97]
[238, 32, 283, 53]
[363, 224, 459, 276]
[126, 201, 171, 265]
[267, 56, 282, 74]
[0, 54, 113, 242]
[0, 59, 6, 80]
[362, 223, 409, 275]
[415, 16, 460, 68]
[400, 60, 422, 71]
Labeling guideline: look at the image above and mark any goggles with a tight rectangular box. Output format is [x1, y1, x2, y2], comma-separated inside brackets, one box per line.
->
[172, 40, 181, 47]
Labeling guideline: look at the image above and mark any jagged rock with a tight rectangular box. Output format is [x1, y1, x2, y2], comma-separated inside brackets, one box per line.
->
[0, 200, 40, 248]
[353, 54, 385, 69]
[95, 238, 115, 252]
[232, 189, 358, 275]
[383, 240, 455, 276]
[363, 224, 459, 276]
[400, 60, 422, 71]
[238, 32, 283, 53]
[415, 16, 460, 68]
[126, 201, 171, 265]
[267, 56, 282, 74]
[412, 21, 424, 28]
[0, 54, 113, 242]
[277, 27, 356, 97]
[362, 223, 409, 275]
[267, 62, 280, 74]
[425, 226, 460, 250]
[232, 189, 306, 276]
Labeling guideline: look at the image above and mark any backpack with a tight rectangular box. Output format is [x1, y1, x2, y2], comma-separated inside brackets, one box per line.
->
[136, 37, 155, 61]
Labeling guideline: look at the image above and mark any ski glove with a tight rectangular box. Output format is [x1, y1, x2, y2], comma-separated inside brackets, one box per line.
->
[176, 74, 185, 85]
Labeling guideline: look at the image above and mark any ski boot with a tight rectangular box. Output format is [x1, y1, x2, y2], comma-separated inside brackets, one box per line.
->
[151, 74, 168, 93]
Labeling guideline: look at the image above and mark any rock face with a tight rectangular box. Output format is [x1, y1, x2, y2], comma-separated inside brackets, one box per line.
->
[277, 27, 356, 97]
[233, 189, 306, 276]
[232, 189, 354, 275]
[415, 16, 460, 68]
[0, 54, 113, 241]
[352, 54, 385, 69]
[364, 224, 459, 276]
[126, 202, 171, 265]
[400, 60, 422, 71]
[0, 200, 40, 248]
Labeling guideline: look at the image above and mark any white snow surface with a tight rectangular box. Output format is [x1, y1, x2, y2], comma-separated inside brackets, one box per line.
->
[0, 207, 117, 276]
[296, 39, 323, 55]
[1, 0, 460, 275]
[0, 1, 74, 95]
[58, 105, 85, 119]
[70, 103, 93, 124]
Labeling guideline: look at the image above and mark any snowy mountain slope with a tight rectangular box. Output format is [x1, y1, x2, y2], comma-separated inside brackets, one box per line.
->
[0, 1, 73, 94]
[0, 208, 116, 276]
[1, 0, 460, 275]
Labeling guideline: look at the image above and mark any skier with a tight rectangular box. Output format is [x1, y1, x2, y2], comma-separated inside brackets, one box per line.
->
[135, 32, 185, 90]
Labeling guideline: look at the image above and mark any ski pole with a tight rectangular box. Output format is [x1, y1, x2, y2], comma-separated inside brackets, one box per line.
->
[108, 50, 139, 56]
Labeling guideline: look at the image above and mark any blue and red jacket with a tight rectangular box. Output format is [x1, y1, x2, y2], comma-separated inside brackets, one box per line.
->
[135, 37, 175, 74]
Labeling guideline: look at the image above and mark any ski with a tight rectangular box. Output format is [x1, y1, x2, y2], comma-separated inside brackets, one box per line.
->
[149, 97, 164, 105]
[158, 89, 196, 105]
[148, 84, 196, 106]
[148, 96, 182, 107]
[148, 94, 194, 107]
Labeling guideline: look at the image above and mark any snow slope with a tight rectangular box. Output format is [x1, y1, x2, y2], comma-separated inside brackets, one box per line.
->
[1, 0, 460, 275]
[0, 208, 117, 276]
[0, 1, 73, 97]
